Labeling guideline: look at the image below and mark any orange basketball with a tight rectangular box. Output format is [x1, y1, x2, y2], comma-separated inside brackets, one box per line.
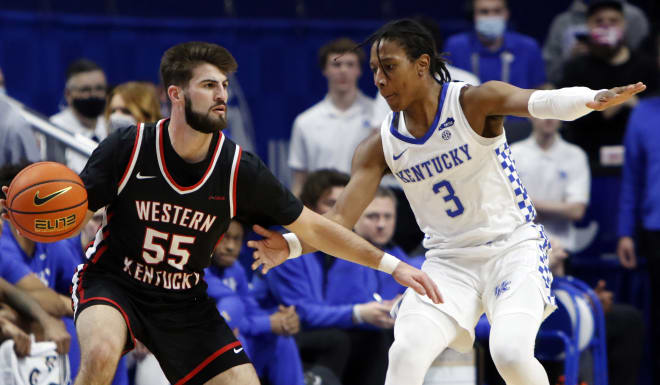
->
[5, 162, 88, 243]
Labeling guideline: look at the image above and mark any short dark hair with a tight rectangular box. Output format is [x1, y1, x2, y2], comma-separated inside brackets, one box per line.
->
[366, 19, 451, 83]
[300, 169, 350, 208]
[66, 59, 103, 81]
[0, 162, 32, 200]
[587, 0, 623, 18]
[318, 38, 365, 70]
[374, 186, 397, 206]
[160, 41, 238, 88]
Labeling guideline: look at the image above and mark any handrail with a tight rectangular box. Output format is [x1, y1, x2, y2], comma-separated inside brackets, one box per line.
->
[0, 93, 96, 157]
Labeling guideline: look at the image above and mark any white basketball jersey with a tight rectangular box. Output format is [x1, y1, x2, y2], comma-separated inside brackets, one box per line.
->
[381, 81, 538, 257]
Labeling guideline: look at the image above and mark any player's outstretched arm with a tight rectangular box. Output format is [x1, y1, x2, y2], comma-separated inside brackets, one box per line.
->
[462, 80, 646, 121]
[254, 206, 442, 304]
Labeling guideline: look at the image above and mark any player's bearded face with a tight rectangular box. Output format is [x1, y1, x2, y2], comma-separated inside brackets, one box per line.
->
[184, 93, 227, 134]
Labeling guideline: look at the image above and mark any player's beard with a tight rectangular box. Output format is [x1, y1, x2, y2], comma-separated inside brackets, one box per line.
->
[184, 95, 227, 134]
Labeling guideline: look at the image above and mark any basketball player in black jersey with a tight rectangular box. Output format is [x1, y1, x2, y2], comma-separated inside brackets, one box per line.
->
[1, 42, 441, 385]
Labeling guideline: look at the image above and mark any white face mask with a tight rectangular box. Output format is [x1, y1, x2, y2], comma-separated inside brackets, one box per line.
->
[0, 87, 6, 95]
[475, 16, 507, 40]
[109, 112, 137, 131]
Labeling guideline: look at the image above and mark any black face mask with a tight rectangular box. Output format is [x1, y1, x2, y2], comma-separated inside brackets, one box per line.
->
[184, 95, 227, 134]
[72, 97, 106, 119]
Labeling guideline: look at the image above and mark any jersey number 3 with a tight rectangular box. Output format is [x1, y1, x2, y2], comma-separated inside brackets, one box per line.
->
[432, 180, 464, 217]
[142, 227, 195, 270]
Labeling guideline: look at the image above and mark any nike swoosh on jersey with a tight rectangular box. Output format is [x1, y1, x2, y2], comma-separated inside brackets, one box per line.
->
[393, 149, 408, 160]
[233, 347, 244, 354]
[33, 186, 72, 206]
[136, 172, 156, 180]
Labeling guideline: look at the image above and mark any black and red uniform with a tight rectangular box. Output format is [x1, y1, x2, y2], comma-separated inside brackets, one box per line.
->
[73, 119, 302, 384]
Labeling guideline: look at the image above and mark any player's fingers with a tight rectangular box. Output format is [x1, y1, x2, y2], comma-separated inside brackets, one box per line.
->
[252, 224, 273, 238]
[420, 275, 441, 304]
[246, 240, 259, 250]
[408, 278, 426, 298]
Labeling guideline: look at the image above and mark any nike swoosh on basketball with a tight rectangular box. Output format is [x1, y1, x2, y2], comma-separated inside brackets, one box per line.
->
[233, 347, 244, 354]
[393, 149, 408, 160]
[33, 186, 72, 206]
[136, 172, 156, 180]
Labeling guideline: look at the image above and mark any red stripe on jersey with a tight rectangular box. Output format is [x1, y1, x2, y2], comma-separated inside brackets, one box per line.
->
[91, 245, 108, 263]
[231, 147, 242, 218]
[174, 341, 242, 385]
[80, 296, 137, 354]
[117, 123, 143, 189]
[158, 120, 224, 192]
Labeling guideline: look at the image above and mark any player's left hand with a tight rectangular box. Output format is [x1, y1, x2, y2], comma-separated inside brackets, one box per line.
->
[248, 225, 289, 274]
[392, 263, 443, 304]
[587, 82, 646, 111]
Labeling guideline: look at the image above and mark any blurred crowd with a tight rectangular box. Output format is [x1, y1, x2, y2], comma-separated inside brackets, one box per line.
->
[0, 0, 658, 384]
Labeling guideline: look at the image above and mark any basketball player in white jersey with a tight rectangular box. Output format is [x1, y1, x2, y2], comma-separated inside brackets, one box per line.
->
[250, 19, 645, 385]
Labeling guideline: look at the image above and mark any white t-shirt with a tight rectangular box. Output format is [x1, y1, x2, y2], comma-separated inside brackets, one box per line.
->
[49, 108, 107, 173]
[510, 135, 590, 250]
[288, 92, 374, 174]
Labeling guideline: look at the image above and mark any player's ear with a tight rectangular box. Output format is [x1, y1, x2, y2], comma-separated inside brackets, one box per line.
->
[416, 54, 430, 76]
[167, 85, 183, 104]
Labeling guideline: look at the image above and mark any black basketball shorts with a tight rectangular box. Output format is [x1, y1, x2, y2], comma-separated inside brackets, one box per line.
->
[72, 266, 251, 385]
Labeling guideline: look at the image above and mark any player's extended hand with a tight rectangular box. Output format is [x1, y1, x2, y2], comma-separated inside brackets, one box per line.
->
[392, 263, 443, 304]
[587, 82, 646, 111]
[39, 317, 71, 354]
[248, 225, 289, 274]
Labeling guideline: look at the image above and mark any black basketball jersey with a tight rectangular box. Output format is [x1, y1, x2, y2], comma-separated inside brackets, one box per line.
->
[79, 119, 302, 293]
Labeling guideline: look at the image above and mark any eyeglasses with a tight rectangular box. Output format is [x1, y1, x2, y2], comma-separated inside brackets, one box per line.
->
[69, 84, 107, 94]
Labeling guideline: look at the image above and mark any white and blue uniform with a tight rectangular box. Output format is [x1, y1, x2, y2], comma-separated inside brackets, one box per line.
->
[381, 81, 555, 352]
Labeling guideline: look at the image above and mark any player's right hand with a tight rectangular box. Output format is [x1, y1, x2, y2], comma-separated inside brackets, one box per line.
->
[392, 263, 443, 304]
[40, 317, 71, 354]
[617, 236, 636, 269]
[248, 225, 289, 274]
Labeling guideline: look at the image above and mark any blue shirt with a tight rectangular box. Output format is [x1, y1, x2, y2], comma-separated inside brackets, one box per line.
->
[0, 225, 80, 294]
[444, 31, 546, 89]
[618, 97, 660, 236]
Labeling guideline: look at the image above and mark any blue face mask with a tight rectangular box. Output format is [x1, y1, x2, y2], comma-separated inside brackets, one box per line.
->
[475, 16, 507, 40]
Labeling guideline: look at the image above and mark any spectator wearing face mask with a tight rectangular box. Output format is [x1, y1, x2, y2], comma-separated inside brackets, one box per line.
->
[444, 0, 547, 90]
[559, 0, 658, 175]
[49, 59, 108, 173]
[104, 81, 161, 134]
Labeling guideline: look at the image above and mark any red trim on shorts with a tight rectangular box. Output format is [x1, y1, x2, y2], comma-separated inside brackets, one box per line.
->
[91, 245, 108, 263]
[231, 147, 242, 217]
[158, 120, 224, 192]
[174, 341, 242, 385]
[80, 296, 137, 355]
[117, 123, 143, 188]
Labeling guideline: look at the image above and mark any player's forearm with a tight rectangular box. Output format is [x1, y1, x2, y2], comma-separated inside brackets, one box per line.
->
[25, 289, 72, 318]
[534, 200, 586, 222]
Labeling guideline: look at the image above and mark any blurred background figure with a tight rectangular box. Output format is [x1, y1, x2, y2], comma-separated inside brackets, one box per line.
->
[48, 59, 108, 173]
[0, 68, 40, 167]
[543, 0, 649, 84]
[288, 38, 374, 196]
[104, 81, 161, 134]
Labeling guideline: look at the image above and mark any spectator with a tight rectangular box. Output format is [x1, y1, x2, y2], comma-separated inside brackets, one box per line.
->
[49, 58, 108, 173]
[543, 0, 650, 84]
[559, 0, 658, 175]
[266, 169, 395, 385]
[617, 95, 660, 376]
[0, 68, 41, 167]
[289, 38, 374, 196]
[104, 81, 161, 134]
[206, 219, 305, 385]
[511, 114, 644, 385]
[444, 0, 546, 90]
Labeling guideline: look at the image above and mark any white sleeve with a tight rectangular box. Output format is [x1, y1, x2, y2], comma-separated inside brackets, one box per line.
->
[287, 118, 308, 170]
[528, 87, 603, 121]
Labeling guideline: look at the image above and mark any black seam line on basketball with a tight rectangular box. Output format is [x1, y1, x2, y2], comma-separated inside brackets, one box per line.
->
[7, 199, 88, 215]
[9, 179, 85, 207]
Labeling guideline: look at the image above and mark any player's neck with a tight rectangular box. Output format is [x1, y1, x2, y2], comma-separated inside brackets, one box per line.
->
[402, 81, 443, 138]
[168, 113, 214, 163]
[328, 86, 358, 111]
